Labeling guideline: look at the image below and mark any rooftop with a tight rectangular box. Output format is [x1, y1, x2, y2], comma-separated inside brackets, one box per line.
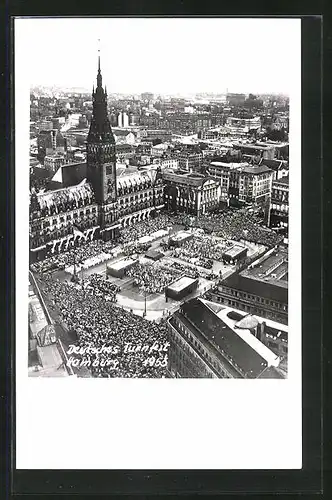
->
[233, 143, 275, 151]
[108, 258, 137, 271]
[163, 169, 214, 187]
[223, 244, 247, 259]
[242, 248, 288, 281]
[224, 309, 288, 342]
[171, 231, 192, 242]
[222, 249, 288, 304]
[113, 129, 134, 136]
[274, 175, 289, 186]
[116, 169, 158, 189]
[260, 158, 288, 170]
[179, 298, 270, 378]
[201, 299, 281, 367]
[168, 276, 197, 292]
[209, 162, 272, 175]
[240, 165, 272, 175]
[35, 178, 93, 209]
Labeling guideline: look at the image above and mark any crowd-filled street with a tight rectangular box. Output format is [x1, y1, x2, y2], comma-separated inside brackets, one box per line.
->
[29, 210, 280, 377]
[38, 273, 170, 378]
[31, 210, 277, 274]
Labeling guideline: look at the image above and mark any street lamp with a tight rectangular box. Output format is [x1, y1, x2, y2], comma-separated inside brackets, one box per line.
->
[144, 287, 147, 317]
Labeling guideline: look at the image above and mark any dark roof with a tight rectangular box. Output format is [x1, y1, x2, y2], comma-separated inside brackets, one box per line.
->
[47, 180, 63, 191]
[234, 143, 273, 151]
[39, 129, 57, 135]
[222, 272, 288, 304]
[227, 310, 245, 321]
[31, 166, 54, 180]
[145, 249, 164, 260]
[61, 162, 87, 187]
[113, 129, 133, 136]
[116, 143, 134, 151]
[260, 159, 283, 170]
[274, 175, 289, 185]
[180, 298, 268, 378]
[170, 313, 240, 378]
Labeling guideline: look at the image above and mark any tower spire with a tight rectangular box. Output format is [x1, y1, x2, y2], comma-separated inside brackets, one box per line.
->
[98, 38, 101, 72]
[88, 38, 113, 145]
[97, 38, 102, 88]
[87, 39, 117, 221]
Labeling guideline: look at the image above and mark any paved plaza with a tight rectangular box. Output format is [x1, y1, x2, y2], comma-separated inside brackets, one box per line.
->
[49, 228, 267, 324]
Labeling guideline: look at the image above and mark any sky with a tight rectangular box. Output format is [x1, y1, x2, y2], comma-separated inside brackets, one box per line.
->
[15, 17, 300, 95]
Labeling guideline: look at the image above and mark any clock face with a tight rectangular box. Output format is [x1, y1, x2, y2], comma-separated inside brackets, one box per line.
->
[106, 163, 113, 176]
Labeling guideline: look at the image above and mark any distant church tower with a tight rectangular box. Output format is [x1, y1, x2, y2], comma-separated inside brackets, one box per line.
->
[86, 53, 119, 240]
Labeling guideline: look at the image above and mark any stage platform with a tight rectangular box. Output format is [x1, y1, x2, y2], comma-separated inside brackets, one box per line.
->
[107, 258, 137, 278]
[222, 244, 247, 263]
[165, 276, 198, 300]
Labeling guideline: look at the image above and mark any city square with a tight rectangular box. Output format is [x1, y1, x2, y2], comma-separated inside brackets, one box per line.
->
[28, 26, 289, 379]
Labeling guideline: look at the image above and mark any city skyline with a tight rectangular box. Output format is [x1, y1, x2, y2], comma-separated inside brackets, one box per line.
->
[18, 17, 300, 95]
[31, 85, 289, 99]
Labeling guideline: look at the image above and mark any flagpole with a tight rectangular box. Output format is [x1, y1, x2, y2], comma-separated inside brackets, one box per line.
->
[144, 288, 147, 317]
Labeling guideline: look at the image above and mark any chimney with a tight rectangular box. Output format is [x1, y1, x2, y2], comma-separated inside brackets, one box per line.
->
[260, 321, 266, 341]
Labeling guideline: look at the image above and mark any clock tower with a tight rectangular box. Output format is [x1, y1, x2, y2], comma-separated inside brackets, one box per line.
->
[86, 54, 119, 240]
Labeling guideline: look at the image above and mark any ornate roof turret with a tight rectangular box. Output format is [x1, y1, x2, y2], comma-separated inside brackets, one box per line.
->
[87, 53, 114, 144]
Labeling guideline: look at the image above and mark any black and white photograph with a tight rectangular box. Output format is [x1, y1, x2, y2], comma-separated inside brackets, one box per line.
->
[15, 16, 303, 470]
[26, 18, 291, 380]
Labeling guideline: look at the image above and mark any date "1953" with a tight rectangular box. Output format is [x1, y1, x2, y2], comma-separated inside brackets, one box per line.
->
[143, 354, 168, 368]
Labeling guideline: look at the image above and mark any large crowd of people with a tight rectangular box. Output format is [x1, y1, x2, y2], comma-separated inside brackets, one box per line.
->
[122, 241, 151, 257]
[30, 215, 174, 274]
[86, 274, 120, 302]
[170, 235, 243, 268]
[171, 237, 219, 269]
[30, 207, 281, 276]
[38, 273, 169, 378]
[30, 240, 118, 274]
[170, 260, 200, 279]
[126, 262, 180, 294]
[175, 210, 282, 247]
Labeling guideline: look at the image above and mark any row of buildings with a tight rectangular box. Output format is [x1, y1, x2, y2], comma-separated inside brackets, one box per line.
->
[167, 244, 288, 378]
[29, 57, 289, 263]
[167, 294, 287, 378]
[33, 121, 288, 174]
[29, 157, 289, 262]
[30, 68, 289, 380]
